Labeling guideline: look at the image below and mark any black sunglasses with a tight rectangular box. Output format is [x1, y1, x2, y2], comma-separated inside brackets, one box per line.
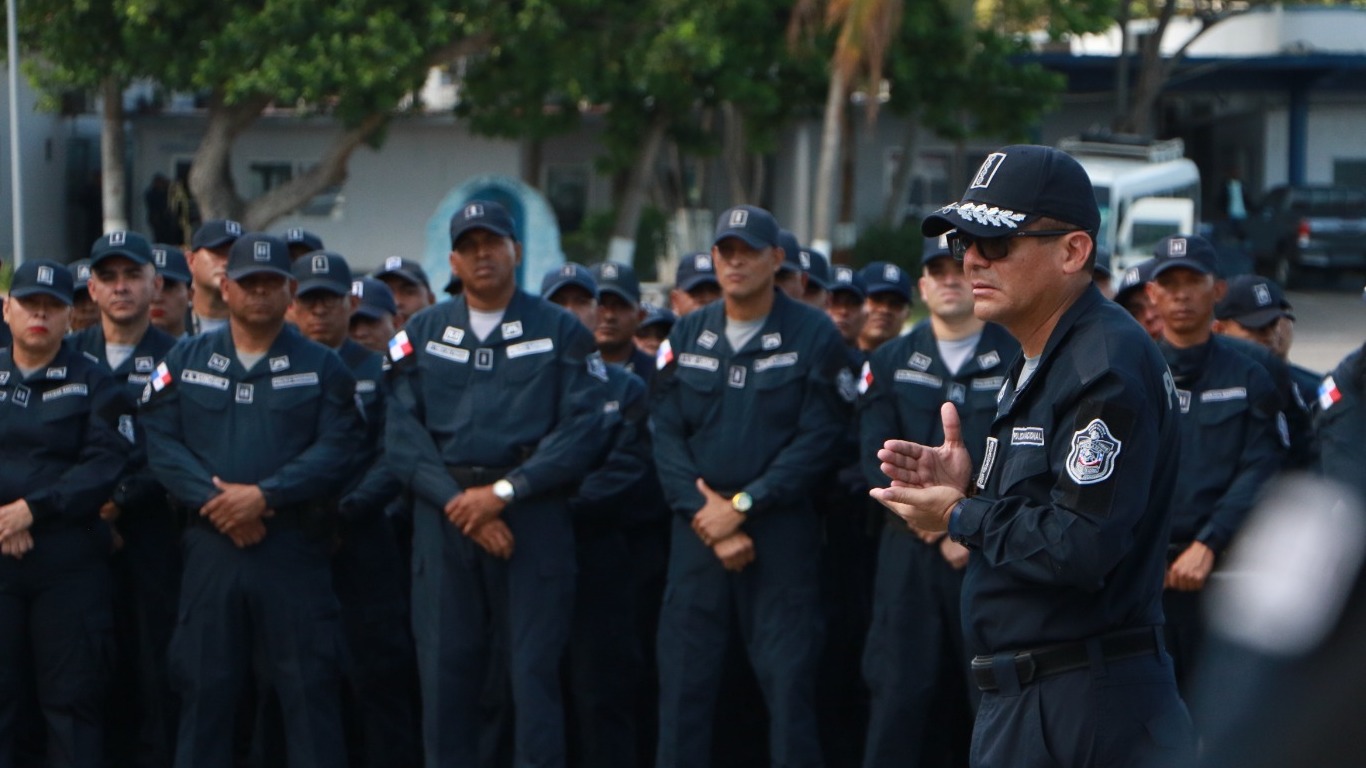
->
[948, 229, 1088, 261]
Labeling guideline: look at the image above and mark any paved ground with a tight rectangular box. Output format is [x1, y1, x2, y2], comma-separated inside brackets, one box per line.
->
[1287, 285, 1366, 374]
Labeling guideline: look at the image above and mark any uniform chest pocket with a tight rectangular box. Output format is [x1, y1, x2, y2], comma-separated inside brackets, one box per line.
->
[672, 365, 721, 428]
[502, 346, 555, 384]
[178, 381, 230, 412]
[752, 364, 805, 425]
[996, 445, 1051, 495]
[267, 384, 322, 412]
[38, 394, 90, 424]
[1194, 398, 1252, 470]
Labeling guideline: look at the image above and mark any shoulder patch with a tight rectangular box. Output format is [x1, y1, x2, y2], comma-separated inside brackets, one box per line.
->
[587, 351, 609, 382]
[1319, 375, 1343, 411]
[837, 367, 857, 403]
[1065, 419, 1122, 485]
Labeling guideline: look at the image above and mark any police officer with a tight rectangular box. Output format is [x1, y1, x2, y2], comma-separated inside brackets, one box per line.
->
[185, 219, 243, 335]
[859, 234, 1018, 768]
[0, 258, 133, 765]
[878, 145, 1194, 767]
[801, 246, 832, 309]
[540, 263, 650, 768]
[1113, 257, 1162, 340]
[141, 233, 364, 768]
[69, 258, 101, 333]
[669, 252, 721, 317]
[283, 228, 324, 261]
[373, 256, 435, 328]
[349, 277, 399, 355]
[633, 304, 676, 359]
[652, 204, 856, 767]
[1318, 338, 1366, 498]
[1215, 274, 1321, 413]
[384, 200, 608, 767]
[285, 251, 419, 768]
[150, 242, 193, 339]
[590, 261, 655, 382]
[1144, 234, 1285, 694]
[775, 229, 806, 302]
[857, 262, 912, 353]
[826, 265, 868, 351]
[70, 231, 181, 767]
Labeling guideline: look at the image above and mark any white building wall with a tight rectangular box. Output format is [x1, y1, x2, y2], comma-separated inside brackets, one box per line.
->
[0, 70, 81, 266]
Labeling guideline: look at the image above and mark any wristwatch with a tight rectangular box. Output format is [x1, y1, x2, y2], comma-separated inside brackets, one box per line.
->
[731, 492, 753, 515]
[492, 479, 516, 503]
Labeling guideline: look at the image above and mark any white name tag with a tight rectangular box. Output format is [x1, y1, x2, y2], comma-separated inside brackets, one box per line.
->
[425, 341, 470, 364]
[972, 376, 1005, 391]
[442, 327, 465, 345]
[183, 370, 230, 390]
[1201, 387, 1247, 403]
[1011, 427, 1045, 446]
[356, 380, 377, 394]
[42, 383, 89, 401]
[506, 338, 555, 359]
[127, 374, 151, 385]
[895, 369, 942, 388]
[753, 352, 799, 372]
[272, 372, 320, 389]
[679, 354, 720, 372]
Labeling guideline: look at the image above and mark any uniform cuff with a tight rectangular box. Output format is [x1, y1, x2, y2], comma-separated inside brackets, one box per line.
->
[949, 497, 988, 549]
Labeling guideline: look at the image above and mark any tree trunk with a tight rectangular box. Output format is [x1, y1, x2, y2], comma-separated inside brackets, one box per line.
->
[187, 93, 269, 222]
[882, 115, 918, 225]
[607, 114, 667, 265]
[100, 76, 127, 232]
[242, 112, 387, 229]
[811, 71, 846, 255]
[721, 101, 748, 203]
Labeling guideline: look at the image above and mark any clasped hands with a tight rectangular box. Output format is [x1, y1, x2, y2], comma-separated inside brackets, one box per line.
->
[446, 485, 513, 560]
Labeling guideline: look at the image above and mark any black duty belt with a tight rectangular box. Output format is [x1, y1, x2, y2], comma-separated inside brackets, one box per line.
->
[448, 465, 518, 489]
[971, 627, 1162, 693]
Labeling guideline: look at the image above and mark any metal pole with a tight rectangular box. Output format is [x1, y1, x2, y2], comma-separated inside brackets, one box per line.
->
[7, 0, 22, 267]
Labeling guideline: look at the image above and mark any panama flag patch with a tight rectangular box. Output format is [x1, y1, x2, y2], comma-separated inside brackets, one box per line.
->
[389, 330, 414, 362]
[858, 360, 873, 395]
[1319, 376, 1343, 411]
[656, 339, 674, 370]
[151, 362, 174, 392]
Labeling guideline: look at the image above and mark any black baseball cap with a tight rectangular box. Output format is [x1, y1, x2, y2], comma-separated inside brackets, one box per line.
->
[713, 205, 780, 250]
[859, 261, 913, 303]
[922, 145, 1100, 238]
[69, 259, 92, 294]
[283, 228, 324, 253]
[1113, 258, 1158, 307]
[374, 256, 431, 289]
[292, 251, 353, 296]
[192, 219, 243, 250]
[151, 244, 191, 284]
[1151, 234, 1219, 279]
[921, 234, 953, 265]
[802, 247, 831, 290]
[829, 264, 866, 299]
[592, 261, 641, 305]
[778, 229, 803, 274]
[351, 277, 397, 320]
[540, 263, 598, 300]
[11, 259, 75, 305]
[90, 230, 153, 268]
[450, 200, 517, 246]
[676, 252, 718, 292]
[226, 233, 292, 281]
[637, 303, 677, 333]
[1217, 275, 1290, 329]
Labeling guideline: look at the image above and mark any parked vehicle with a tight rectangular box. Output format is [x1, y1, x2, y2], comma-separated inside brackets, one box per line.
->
[1060, 135, 1202, 273]
[1245, 184, 1366, 287]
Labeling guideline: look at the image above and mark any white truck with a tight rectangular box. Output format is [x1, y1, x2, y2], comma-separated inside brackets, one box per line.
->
[1059, 136, 1202, 272]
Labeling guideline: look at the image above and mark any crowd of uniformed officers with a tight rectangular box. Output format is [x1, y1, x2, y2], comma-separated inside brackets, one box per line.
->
[0, 165, 1359, 768]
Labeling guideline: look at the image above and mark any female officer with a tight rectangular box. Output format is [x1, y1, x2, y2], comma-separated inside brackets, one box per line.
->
[0, 258, 133, 765]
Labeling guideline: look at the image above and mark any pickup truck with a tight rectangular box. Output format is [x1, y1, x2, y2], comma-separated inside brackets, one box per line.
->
[1246, 184, 1366, 287]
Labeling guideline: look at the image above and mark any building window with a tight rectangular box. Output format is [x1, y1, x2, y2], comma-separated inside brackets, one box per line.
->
[247, 161, 343, 218]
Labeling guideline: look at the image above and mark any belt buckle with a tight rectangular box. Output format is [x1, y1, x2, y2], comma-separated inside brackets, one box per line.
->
[1013, 651, 1038, 686]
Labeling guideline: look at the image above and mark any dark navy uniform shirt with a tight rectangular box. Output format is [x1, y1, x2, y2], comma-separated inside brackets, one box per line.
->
[335, 338, 399, 518]
[384, 290, 609, 506]
[949, 285, 1180, 656]
[69, 323, 178, 515]
[1317, 344, 1366, 502]
[622, 345, 656, 389]
[0, 343, 133, 529]
[1223, 335, 1315, 468]
[569, 365, 650, 526]
[139, 324, 365, 511]
[1161, 336, 1285, 553]
[859, 320, 1018, 489]
[651, 290, 856, 517]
